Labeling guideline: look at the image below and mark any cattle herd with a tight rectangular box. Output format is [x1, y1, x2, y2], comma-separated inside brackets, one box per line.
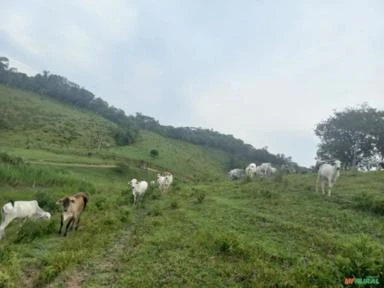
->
[0, 171, 174, 240]
[229, 160, 344, 198]
[1, 158, 376, 240]
[228, 162, 277, 180]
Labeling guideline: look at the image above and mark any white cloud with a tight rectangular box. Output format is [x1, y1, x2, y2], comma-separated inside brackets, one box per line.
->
[0, 10, 40, 56]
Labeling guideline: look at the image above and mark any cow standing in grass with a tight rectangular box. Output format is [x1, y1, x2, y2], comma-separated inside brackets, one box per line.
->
[57, 192, 88, 236]
[316, 160, 341, 196]
[0, 200, 51, 240]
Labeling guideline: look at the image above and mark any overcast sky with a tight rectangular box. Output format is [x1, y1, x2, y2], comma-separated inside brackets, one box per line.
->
[1, 0, 383, 167]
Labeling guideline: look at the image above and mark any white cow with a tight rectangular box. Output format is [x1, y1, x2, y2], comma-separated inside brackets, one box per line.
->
[259, 163, 273, 176]
[245, 163, 257, 178]
[164, 172, 173, 187]
[255, 166, 264, 177]
[316, 160, 341, 196]
[129, 179, 148, 205]
[228, 168, 246, 180]
[0, 200, 51, 240]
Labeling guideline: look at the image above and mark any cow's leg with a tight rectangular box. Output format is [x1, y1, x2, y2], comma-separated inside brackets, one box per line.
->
[316, 174, 320, 193]
[321, 180, 325, 195]
[58, 214, 64, 235]
[74, 217, 81, 231]
[0, 216, 14, 239]
[328, 179, 333, 197]
[64, 217, 74, 237]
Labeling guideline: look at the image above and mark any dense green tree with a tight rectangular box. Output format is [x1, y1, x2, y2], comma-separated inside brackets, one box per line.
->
[315, 105, 384, 169]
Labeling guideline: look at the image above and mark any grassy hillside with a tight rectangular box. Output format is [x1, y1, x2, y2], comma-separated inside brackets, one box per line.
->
[0, 85, 117, 150]
[0, 85, 231, 179]
[0, 155, 383, 287]
[0, 86, 383, 287]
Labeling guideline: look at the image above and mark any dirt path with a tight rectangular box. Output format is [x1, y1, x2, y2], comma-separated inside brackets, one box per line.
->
[28, 161, 162, 173]
[28, 160, 118, 168]
[45, 209, 146, 288]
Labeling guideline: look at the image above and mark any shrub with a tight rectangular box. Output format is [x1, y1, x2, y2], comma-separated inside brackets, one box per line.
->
[0, 152, 23, 165]
[196, 192, 206, 204]
[150, 149, 159, 158]
[170, 201, 180, 209]
[113, 162, 131, 174]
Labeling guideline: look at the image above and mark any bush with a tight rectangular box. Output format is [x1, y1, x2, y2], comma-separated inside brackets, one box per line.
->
[150, 149, 159, 158]
[113, 162, 131, 174]
[0, 152, 23, 165]
[170, 201, 180, 209]
[196, 192, 206, 204]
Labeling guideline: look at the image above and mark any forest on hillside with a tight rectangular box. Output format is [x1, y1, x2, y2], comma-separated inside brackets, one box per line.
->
[0, 56, 301, 170]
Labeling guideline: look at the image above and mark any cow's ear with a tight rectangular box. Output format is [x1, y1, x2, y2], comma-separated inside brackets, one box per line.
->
[56, 198, 64, 205]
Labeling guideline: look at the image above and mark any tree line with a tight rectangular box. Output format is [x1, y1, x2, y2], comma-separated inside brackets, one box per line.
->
[0, 56, 302, 170]
[315, 104, 384, 169]
[134, 113, 302, 171]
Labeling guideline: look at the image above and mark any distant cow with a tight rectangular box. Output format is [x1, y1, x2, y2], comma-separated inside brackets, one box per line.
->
[259, 163, 272, 176]
[316, 160, 341, 196]
[245, 163, 257, 178]
[228, 168, 246, 180]
[0, 200, 51, 240]
[157, 172, 173, 192]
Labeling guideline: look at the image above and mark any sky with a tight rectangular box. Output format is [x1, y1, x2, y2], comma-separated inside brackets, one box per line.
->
[1, 0, 383, 167]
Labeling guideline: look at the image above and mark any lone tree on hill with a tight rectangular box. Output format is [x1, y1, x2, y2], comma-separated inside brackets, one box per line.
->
[314, 104, 384, 169]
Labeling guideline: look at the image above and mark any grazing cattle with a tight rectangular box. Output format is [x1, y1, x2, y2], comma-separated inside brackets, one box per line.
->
[270, 167, 277, 175]
[130, 179, 148, 205]
[57, 192, 88, 237]
[0, 200, 51, 240]
[228, 168, 246, 180]
[245, 163, 257, 178]
[157, 172, 173, 191]
[259, 163, 274, 176]
[164, 172, 174, 187]
[316, 160, 341, 196]
[255, 166, 264, 176]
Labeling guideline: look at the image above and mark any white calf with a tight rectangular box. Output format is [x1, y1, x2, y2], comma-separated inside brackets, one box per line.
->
[0, 200, 51, 239]
[130, 179, 148, 205]
[316, 160, 341, 196]
[157, 172, 173, 191]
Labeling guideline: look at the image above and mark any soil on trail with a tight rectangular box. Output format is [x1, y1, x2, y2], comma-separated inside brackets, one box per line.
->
[28, 160, 161, 172]
[45, 210, 145, 288]
[28, 160, 117, 168]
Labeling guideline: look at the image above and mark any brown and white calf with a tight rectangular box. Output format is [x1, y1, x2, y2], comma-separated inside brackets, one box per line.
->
[57, 192, 88, 236]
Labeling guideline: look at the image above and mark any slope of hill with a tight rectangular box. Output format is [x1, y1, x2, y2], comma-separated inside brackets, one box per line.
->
[0, 86, 383, 287]
[0, 85, 231, 179]
[0, 85, 118, 150]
